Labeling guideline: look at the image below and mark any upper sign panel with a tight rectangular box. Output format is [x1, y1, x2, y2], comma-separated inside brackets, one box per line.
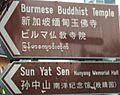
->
[0, 0, 119, 58]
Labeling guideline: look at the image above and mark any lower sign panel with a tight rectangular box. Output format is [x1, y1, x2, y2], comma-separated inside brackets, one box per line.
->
[2, 61, 120, 94]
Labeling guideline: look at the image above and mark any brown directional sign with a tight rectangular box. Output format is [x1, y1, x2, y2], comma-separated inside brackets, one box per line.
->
[2, 61, 120, 94]
[0, 0, 119, 58]
[2, 61, 120, 95]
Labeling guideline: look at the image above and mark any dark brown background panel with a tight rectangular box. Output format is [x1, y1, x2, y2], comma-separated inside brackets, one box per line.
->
[1, 0, 119, 57]
[2, 62, 120, 94]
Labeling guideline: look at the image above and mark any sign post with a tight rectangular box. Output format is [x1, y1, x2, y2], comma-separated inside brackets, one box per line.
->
[0, 0, 119, 58]
[2, 61, 120, 94]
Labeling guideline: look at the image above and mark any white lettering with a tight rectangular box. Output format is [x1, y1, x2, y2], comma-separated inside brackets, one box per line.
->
[20, 67, 35, 76]
[93, 8, 115, 19]
[40, 67, 52, 76]
[22, 30, 29, 39]
[21, 3, 53, 14]
[57, 66, 70, 76]
[21, 4, 26, 13]
[58, 6, 88, 16]
[74, 71, 91, 77]
[92, 70, 110, 76]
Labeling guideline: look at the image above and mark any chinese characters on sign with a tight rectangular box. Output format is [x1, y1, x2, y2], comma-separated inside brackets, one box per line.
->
[2, 62, 120, 95]
[0, 0, 119, 57]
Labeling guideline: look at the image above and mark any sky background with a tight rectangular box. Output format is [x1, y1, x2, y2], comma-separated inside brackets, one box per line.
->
[116, 0, 120, 11]
[44, 0, 120, 12]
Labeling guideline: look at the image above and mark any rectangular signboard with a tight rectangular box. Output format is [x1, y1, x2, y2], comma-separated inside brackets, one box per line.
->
[0, 0, 119, 58]
[2, 61, 120, 94]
